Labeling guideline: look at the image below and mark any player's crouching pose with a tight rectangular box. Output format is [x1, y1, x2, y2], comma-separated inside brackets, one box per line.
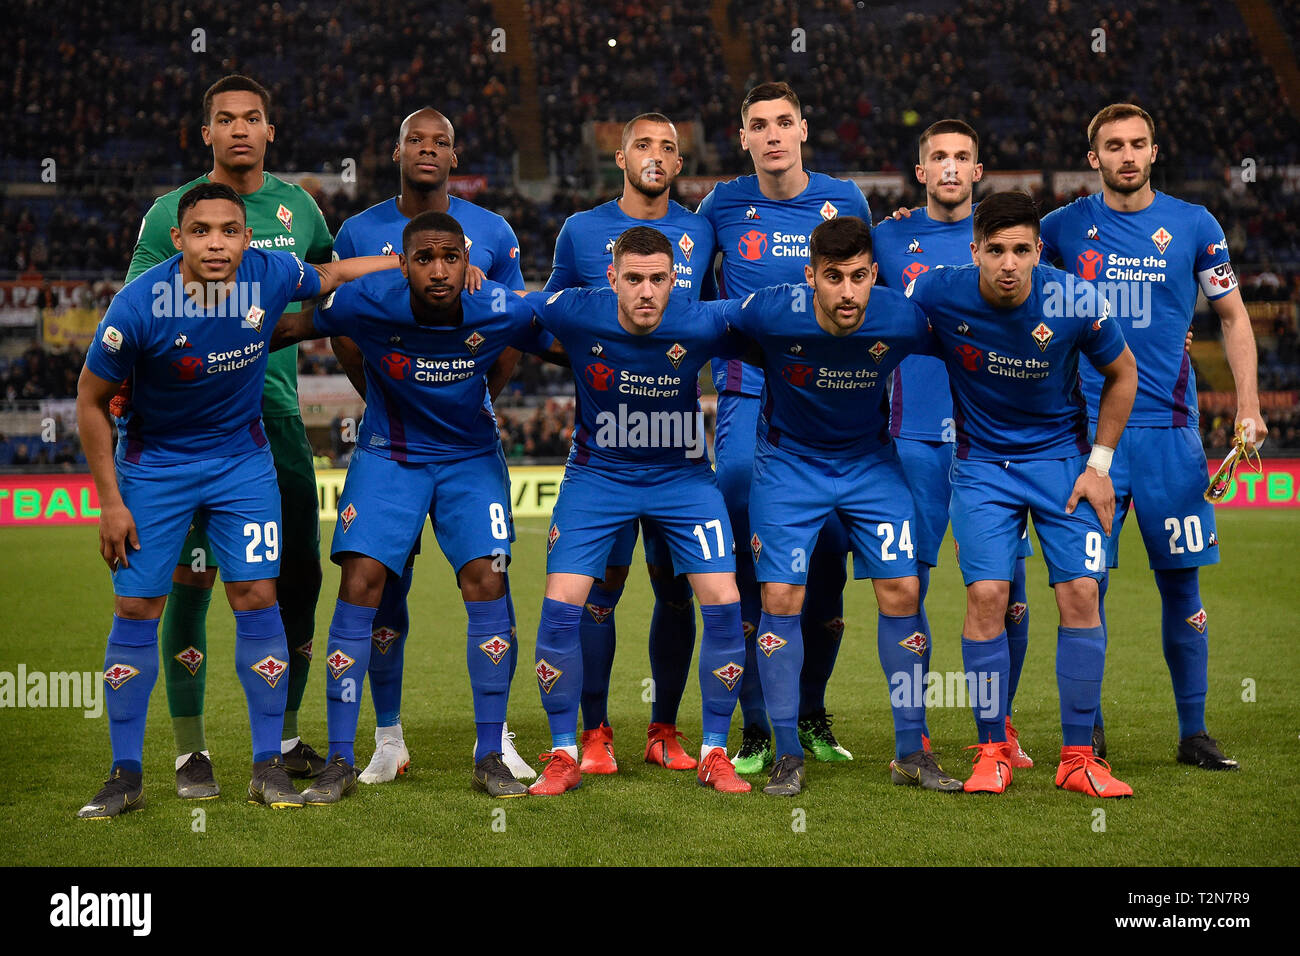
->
[523, 226, 751, 796]
[76, 183, 397, 818]
[733, 217, 962, 796]
[906, 191, 1138, 797]
[272, 211, 556, 801]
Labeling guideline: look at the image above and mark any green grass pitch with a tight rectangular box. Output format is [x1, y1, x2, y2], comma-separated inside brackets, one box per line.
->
[1, 510, 1296, 866]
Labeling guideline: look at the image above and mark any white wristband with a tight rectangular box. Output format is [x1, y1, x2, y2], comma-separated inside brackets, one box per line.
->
[1088, 444, 1114, 476]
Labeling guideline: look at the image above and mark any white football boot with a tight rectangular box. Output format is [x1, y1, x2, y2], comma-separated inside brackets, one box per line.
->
[359, 725, 411, 784]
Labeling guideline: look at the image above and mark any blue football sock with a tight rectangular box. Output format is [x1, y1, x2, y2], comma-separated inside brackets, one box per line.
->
[698, 602, 744, 750]
[648, 573, 696, 725]
[736, 552, 768, 732]
[754, 611, 803, 759]
[505, 576, 519, 685]
[799, 545, 847, 717]
[961, 633, 1009, 743]
[917, 564, 934, 739]
[1057, 625, 1106, 747]
[578, 582, 621, 729]
[1094, 573, 1109, 731]
[536, 597, 584, 748]
[879, 611, 929, 759]
[103, 615, 160, 774]
[1006, 557, 1030, 708]
[324, 599, 375, 766]
[233, 604, 290, 763]
[1155, 568, 1209, 738]
[465, 595, 513, 761]
[368, 566, 412, 727]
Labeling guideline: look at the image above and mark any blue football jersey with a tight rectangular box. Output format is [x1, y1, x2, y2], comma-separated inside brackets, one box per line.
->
[907, 263, 1127, 461]
[544, 199, 716, 300]
[730, 283, 931, 457]
[697, 172, 871, 395]
[315, 273, 546, 462]
[334, 196, 525, 290]
[874, 209, 976, 441]
[1040, 191, 1235, 427]
[524, 287, 743, 468]
[86, 248, 320, 465]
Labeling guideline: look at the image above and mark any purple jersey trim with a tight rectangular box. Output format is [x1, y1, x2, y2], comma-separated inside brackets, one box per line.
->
[249, 421, 268, 448]
[889, 367, 904, 439]
[1171, 351, 1192, 427]
[381, 389, 408, 463]
[124, 417, 144, 465]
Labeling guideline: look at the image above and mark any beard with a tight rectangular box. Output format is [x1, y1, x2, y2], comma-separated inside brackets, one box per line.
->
[931, 183, 972, 210]
[627, 173, 670, 199]
[1102, 161, 1152, 194]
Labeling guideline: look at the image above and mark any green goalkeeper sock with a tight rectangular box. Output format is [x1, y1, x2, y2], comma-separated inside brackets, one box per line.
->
[161, 581, 213, 755]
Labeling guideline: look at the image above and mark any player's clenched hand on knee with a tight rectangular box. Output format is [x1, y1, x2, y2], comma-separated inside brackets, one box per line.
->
[1066, 468, 1115, 536]
[99, 503, 140, 571]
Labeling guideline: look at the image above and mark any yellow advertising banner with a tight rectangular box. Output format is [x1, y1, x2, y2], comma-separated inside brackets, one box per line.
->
[316, 464, 567, 521]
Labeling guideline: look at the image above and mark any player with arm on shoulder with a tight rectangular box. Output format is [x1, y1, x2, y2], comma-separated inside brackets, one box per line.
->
[124, 75, 337, 798]
[873, 119, 1036, 768]
[697, 82, 872, 774]
[76, 183, 395, 818]
[542, 112, 718, 775]
[522, 226, 751, 796]
[732, 217, 962, 796]
[273, 211, 550, 802]
[907, 191, 1138, 797]
[1038, 104, 1264, 769]
[332, 107, 536, 785]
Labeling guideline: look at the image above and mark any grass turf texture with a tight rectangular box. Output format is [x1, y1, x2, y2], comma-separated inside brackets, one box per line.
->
[1, 510, 1296, 866]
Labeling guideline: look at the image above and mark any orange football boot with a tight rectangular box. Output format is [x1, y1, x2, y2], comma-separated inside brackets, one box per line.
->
[697, 747, 752, 793]
[1055, 746, 1133, 798]
[645, 723, 698, 770]
[528, 750, 582, 795]
[963, 742, 1013, 794]
[579, 723, 617, 774]
[1005, 716, 1034, 768]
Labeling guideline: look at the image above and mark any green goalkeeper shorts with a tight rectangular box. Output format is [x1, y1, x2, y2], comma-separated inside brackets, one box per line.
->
[176, 414, 321, 571]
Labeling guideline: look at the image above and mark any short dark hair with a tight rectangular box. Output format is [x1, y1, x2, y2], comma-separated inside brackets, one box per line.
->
[741, 82, 801, 123]
[918, 119, 979, 162]
[612, 226, 674, 266]
[1087, 102, 1156, 152]
[621, 112, 676, 150]
[177, 182, 246, 228]
[202, 74, 272, 126]
[972, 191, 1040, 245]
[402, 211, 465, 253]
[809, 217, 873, 266]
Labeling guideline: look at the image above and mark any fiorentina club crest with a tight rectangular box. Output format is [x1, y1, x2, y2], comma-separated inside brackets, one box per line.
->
[479, 635, 511, 666]
[244, 305, 265, 332]
[295, 639, 313, 660]
[174, 646, 204, 676]
[371, 627, 400, 654]
[750, 532, 762, 560]
[1150, 226, 1172, 254]
[757, 632, 787, 657]
[535, 658, 563, 694]
[712, 662, 744, 691]
[678, 233, 694, 261]
[547, 523, 560, 554]
[1186, 608, 1208, 633]
[585, 604, 613, 625]
[819, 200, 838, 220]
[276, 203, 293, 232]
[464, 236, 474, 253]
[340, 502, 357, 531]
[252, 655, 287, 688]
[1030, 322, 1054, 352]
[325, 650, 355, 680]
[103, 663, 140, 691]
[464, 331, 485, 355]
[898, 631, 928, 657]
[1007, 602, 1028, 625]
[666, 342, 687, 370]
[742, 620, 757, 639]
[868, 340, 890, 364]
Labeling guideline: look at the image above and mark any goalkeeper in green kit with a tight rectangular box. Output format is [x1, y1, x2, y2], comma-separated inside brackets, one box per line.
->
[123, 75, 332, 797]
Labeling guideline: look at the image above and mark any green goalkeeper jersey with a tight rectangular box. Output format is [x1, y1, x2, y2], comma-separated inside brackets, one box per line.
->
[125, 173, 334, 418]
